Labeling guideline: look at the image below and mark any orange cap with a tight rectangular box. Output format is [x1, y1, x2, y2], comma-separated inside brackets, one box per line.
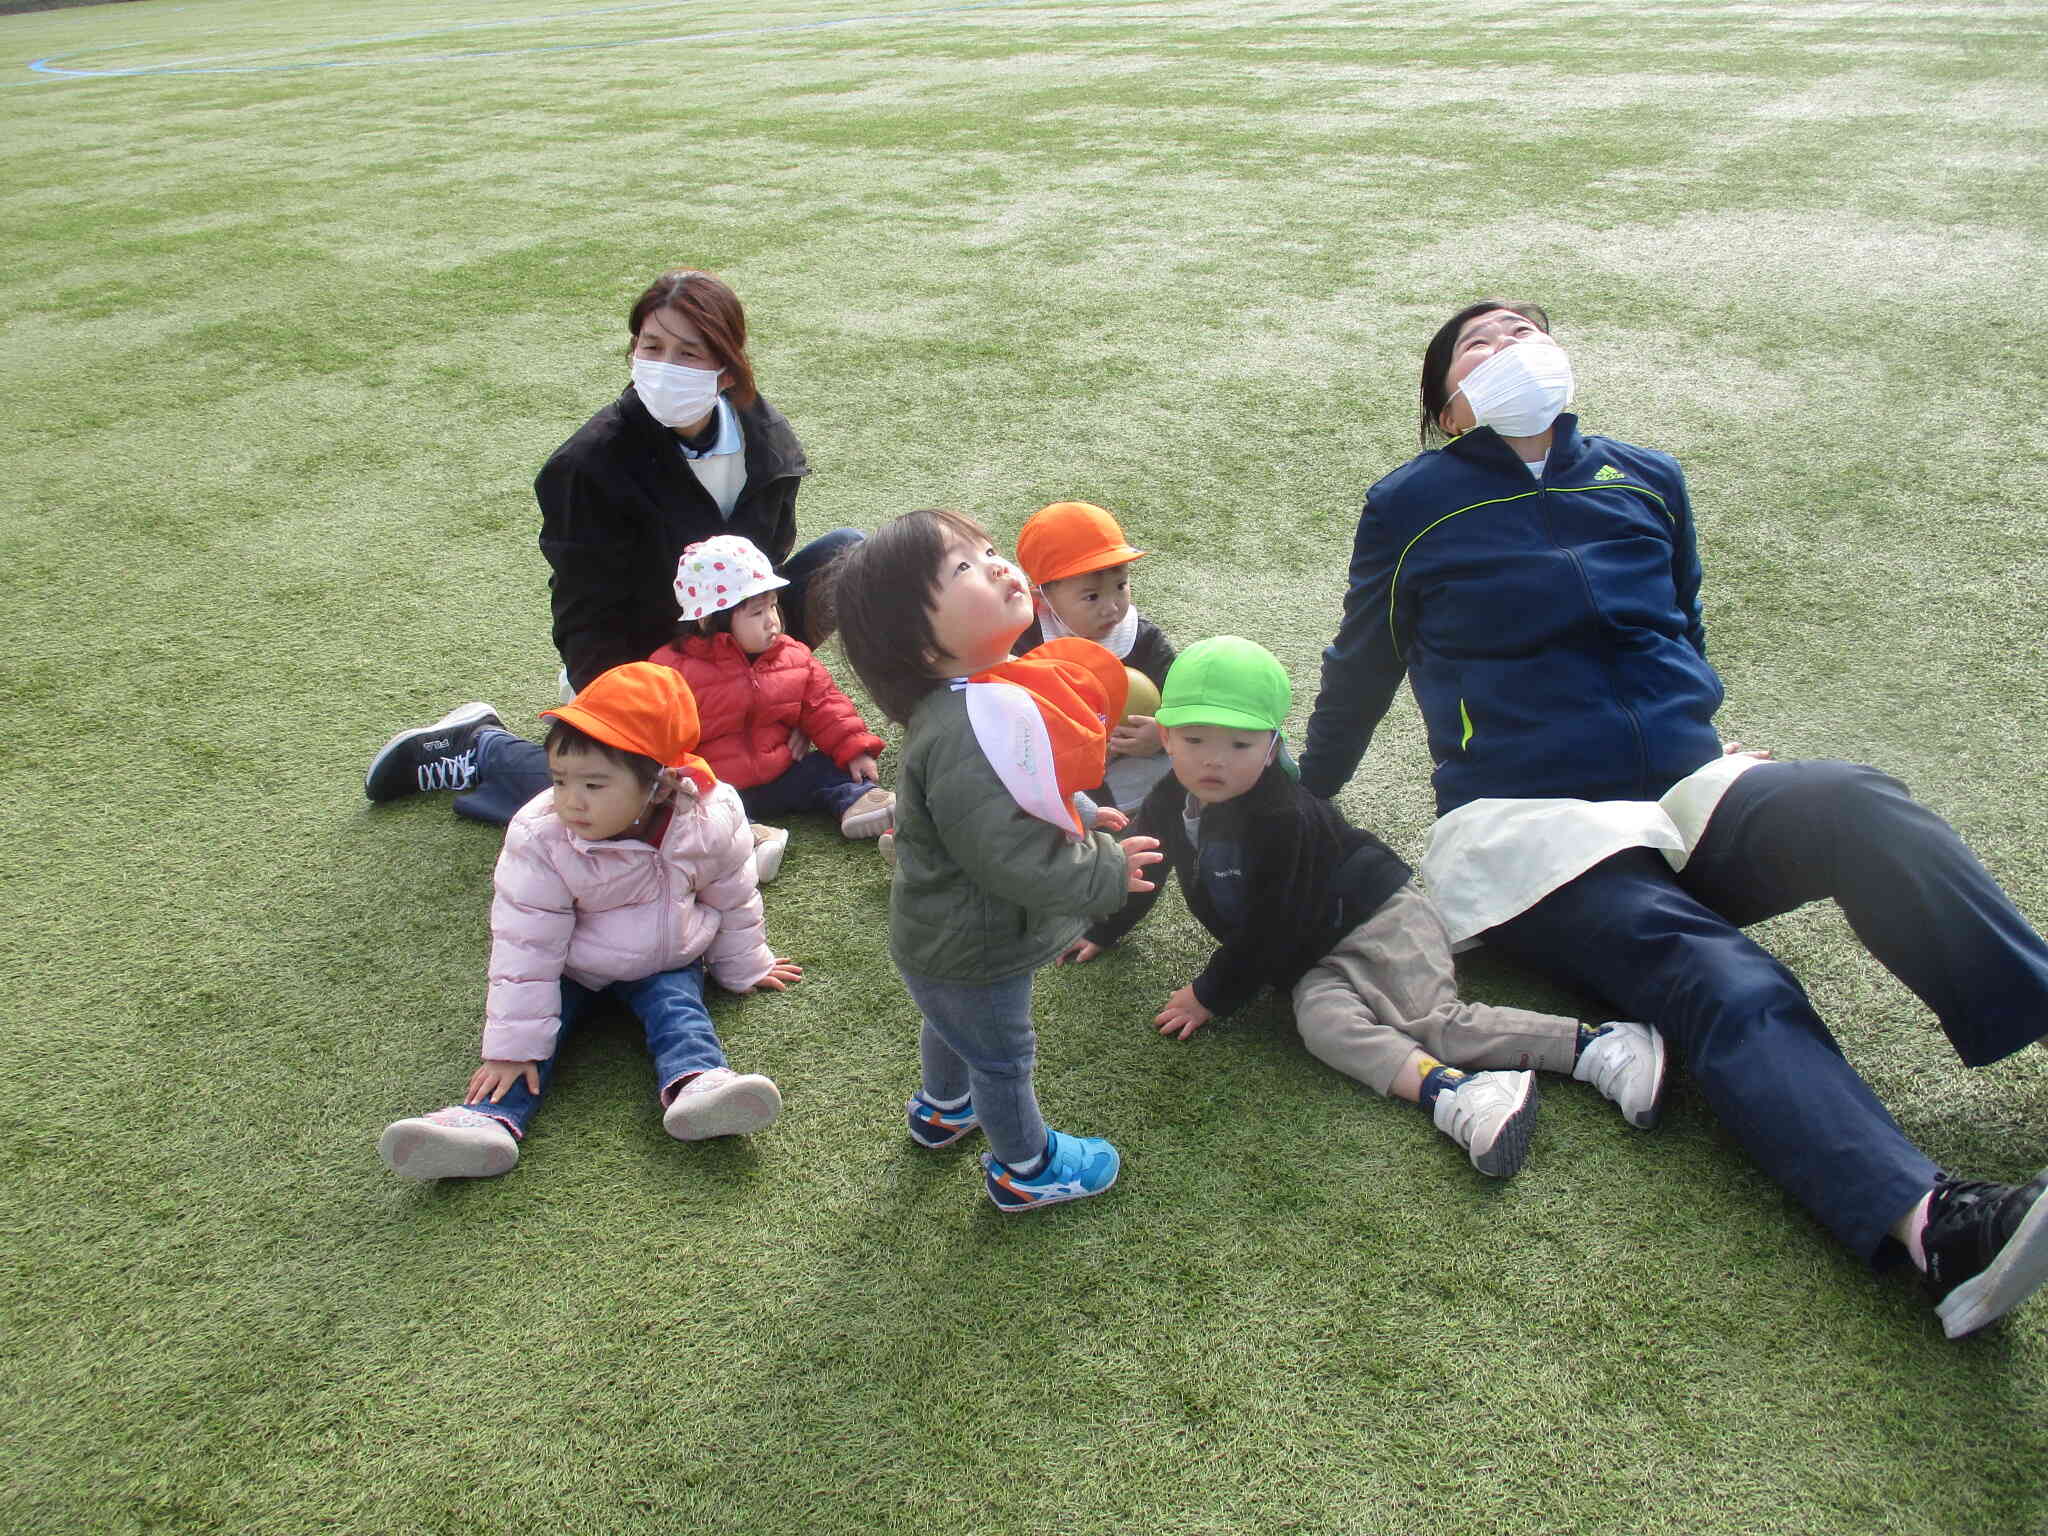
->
[542, 662, 716, 791]
[1029, 636, 1130, 729]
[1014, 501, 1146, 585]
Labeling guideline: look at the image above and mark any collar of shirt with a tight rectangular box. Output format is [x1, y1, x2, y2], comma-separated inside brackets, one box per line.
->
[674, 396, 741, 460]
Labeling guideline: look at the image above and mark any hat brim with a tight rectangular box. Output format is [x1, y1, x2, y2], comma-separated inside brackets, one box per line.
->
[1154, 706, 1280, 732]
[1037, 546, 1147, 584]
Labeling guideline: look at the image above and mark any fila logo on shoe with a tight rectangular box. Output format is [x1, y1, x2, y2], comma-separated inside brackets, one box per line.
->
[1593, 464, 1626, 482]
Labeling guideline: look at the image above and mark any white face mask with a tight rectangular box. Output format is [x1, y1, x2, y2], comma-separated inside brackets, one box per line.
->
[1453, 340, 1574, 438]
[631, 357, 723, 429]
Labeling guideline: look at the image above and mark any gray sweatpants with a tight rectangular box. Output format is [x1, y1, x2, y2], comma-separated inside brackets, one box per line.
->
[1290, 880, 1581, 1096]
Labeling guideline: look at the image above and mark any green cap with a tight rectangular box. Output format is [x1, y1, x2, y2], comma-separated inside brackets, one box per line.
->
[1156, 636, 1291, 731]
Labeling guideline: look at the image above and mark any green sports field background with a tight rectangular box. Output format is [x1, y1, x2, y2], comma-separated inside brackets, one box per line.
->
[4, 2, 2045, 1531]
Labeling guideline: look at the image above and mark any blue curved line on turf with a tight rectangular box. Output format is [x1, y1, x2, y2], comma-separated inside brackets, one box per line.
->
[21, 0, 1051, 80]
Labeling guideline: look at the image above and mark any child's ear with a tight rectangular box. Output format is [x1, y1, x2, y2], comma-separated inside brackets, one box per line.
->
[1155, 721, 1170, 751]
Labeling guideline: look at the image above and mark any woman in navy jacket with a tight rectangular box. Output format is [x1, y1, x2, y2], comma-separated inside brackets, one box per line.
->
[1299, 299, 2048, 1339]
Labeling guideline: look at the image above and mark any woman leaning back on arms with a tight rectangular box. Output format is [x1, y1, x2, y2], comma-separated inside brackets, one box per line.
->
[1296, 299, 2048, 1339]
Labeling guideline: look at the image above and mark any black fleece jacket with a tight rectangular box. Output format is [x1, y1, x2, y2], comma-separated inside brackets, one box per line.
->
[1085, 760, 1412, 1016]
[535, 387, 811, 690]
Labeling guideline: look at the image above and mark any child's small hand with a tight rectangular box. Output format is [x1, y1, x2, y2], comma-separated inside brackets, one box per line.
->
[1121, 835, 1163, 892]
[1108, 716, 1162, 758]
[847, 753, 880, 784]
[468, 1058, 541, 1103]
[750, 958, 804, 992]
[1721, 740, 1773, 759]
[1092, 805, 1130, 833]
[1155, 985, 1212, 1041]
[1058, 938, 1104, 966]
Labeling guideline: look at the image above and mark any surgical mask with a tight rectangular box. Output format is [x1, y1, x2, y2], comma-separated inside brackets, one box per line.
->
[631, 357, 723, 428]
[1453, 340, 1574, 438]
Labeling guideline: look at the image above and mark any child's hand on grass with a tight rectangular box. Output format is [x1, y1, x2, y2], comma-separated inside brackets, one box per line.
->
[1057, 938, 1104, 966]
[468, 1058, 540, 1102]
[1108, 716, 1162, 757]
[1155, 985, 1211, 1041]
[1121, 835, 1163, 892]
[751, 958, 804, 992]
[1721, 740, 1773, 759]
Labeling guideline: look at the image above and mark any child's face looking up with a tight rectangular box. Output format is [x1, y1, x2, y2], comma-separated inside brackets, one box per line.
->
[1161, 723, 1274, 806]
[727, 591, 782, 656]
[1038, 563, 1132, 644]
[927, 536, 1034, 676]
[548, 744, 659, 841]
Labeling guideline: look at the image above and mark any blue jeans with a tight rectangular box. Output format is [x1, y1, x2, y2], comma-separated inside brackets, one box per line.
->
[739, 750, 869, 821]
[1485, 760, 2048, 1261]
[902, 967, 1046, 1167]
[464, 965, 727, 1138]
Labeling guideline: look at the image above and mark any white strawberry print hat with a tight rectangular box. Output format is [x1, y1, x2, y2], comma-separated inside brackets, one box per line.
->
[673, 534, 789, 621]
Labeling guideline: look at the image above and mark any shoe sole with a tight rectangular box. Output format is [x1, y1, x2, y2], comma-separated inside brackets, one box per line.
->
[378, 1119, 519, 1180]
[663, 1074, 782, 1140]
[752, 827, 789, 884]
[1472, 1078, 1539, 1178]
[1937, 1163, 2048, 1339]
[840, 808, 893, 838]
[364, 701, 499, 802]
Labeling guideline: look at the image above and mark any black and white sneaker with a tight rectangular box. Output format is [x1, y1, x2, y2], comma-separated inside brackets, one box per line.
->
[364, 702, 501, 802]
[1924, 1166, 2048, 1339]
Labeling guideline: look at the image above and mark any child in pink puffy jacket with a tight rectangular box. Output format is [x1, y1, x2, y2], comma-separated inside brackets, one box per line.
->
[378, 663, 803, 1181]
[647, 535, 893, 879]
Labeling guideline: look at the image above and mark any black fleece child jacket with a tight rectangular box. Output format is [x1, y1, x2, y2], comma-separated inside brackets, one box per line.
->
[1085, 760, 1411, 1016]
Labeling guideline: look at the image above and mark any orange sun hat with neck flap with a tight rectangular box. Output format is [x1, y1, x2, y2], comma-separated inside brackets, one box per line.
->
[1014, 501, 1147, 586]
[542, 662, 717, 796]
[958, 637, 1127, 839]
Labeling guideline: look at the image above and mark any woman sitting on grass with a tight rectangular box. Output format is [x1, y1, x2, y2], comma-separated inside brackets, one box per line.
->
[1298, 298, 2048, 1339]
[364, 268, 863, 827]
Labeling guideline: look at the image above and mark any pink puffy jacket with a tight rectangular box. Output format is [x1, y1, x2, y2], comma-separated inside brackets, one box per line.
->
[482, 779, 775, 1062]
[645, 632, 884, 790]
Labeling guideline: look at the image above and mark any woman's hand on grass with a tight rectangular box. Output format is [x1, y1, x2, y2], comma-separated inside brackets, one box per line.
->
[1058, 938, 1104, 966]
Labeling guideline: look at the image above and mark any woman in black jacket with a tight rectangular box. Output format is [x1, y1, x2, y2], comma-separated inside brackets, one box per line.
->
[539, 268, 859, 691]
[368, 270, 861, 825]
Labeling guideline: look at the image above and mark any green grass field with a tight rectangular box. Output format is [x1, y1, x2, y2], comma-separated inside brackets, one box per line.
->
[5, 1, 2046, 1531]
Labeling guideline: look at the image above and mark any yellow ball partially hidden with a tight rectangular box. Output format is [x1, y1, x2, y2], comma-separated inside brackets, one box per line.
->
[1121, 667, 1161, 724]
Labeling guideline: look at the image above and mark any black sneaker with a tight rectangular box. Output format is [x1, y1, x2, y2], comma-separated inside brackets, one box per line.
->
[1923, 1166, 2048, 1339]
[364, 702, 501, 802]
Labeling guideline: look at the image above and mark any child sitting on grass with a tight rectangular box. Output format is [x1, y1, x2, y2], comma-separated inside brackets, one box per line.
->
[1009, 500, 1176, 809]
[648, 534, 894, 878]
[1061, 636, 1665, 1179]
[378, 663, 801, 1181]
[826, 509, 1163, 1211]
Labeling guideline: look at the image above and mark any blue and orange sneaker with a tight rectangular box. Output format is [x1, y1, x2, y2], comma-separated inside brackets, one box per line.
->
[906, 1092, 980, 1149]
[982, 1129, 1120, 1212]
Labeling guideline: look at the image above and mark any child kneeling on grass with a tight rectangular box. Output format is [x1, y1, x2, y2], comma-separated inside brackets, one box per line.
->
[649, 534, 894, 879]
[1060, 636, 1665, 1178]
[827, 509, 1163, 1211]
[379, 663, 802, 1181]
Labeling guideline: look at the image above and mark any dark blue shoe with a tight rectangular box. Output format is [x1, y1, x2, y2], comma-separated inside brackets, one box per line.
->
[1926, 1166, 2048, 1339]
[906, 1093, 979, 1149]
[982, 1128, 1119, 1212]
[365, 702, 500, 801]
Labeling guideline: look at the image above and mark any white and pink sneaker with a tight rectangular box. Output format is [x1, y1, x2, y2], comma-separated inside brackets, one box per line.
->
[378, 1106, 519, 1180]
[661, 1068, 782, 1141]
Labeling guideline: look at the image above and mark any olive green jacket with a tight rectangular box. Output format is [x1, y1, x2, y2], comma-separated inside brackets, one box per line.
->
[889, 686, 1129, 982]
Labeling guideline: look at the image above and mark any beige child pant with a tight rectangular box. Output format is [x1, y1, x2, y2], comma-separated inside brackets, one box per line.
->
[1290, 880, 1581, 1096]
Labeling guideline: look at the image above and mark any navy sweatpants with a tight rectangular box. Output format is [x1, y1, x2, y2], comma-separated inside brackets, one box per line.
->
[1484, 760, 2048, 1261]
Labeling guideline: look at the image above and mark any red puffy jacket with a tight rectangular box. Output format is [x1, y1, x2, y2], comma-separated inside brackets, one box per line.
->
[647, 632, 885, 790]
